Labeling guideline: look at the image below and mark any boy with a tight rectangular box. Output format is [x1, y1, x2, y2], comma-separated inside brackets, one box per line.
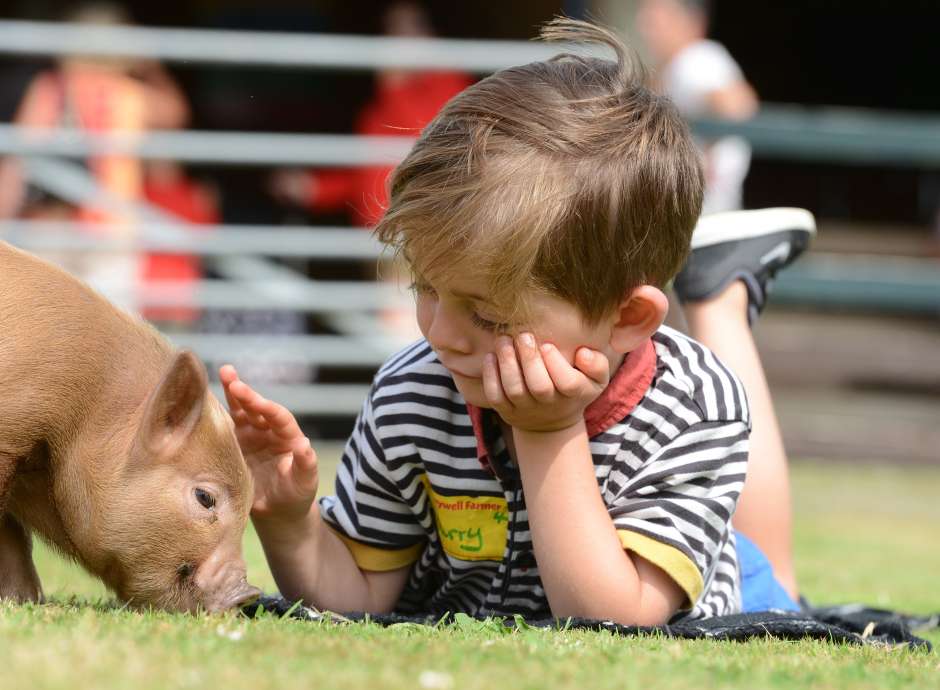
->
[221, 19, 810, 624]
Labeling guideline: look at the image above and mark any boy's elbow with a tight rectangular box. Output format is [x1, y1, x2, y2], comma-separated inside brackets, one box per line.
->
[551, 569, 684, 626]
[548, 590, 678, 627]
[362, 586, 398, 615]
[362, 565, 412, 614]
[596, 600, 678, 627]
[622, 599, 680, 627]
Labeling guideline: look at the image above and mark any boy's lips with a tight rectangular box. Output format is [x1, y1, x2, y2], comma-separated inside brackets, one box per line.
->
[440, 360, 479, 379]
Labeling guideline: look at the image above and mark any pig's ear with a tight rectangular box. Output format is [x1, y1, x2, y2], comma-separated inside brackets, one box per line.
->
[136, 350, 208, 459]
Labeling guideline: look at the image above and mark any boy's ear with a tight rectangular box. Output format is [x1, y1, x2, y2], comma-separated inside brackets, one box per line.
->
[608, 286, 669, 353]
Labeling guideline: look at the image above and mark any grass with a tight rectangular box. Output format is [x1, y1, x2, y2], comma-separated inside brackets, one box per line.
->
[3, 449, 939, 690]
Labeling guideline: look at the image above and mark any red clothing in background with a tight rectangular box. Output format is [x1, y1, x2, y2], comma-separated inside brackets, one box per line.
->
[307, 71, 472, 227]
[141, 171, 219, 323]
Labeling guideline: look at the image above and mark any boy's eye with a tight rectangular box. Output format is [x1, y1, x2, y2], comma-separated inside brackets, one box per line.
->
[470, 311, 510, 334]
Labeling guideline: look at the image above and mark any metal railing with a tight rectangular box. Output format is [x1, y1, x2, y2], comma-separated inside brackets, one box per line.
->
[0, 19, 592, 72]
[0, 125, 416, 166]
[0, 220, 384, 258]
[3, 109, 940, 167]
[1, 19, 937, 416]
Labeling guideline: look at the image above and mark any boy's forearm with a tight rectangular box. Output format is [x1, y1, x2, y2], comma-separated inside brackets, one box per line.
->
[252, 506, 402, 614]
[514, 423, 671, 625]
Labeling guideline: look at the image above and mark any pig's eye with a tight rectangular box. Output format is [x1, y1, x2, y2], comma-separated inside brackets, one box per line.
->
[177, 562, 195, 580]
[194, 488, 216, 510]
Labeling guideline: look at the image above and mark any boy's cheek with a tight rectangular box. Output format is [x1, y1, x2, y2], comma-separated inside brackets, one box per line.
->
[535, 338, 577, 366]
[415, 299, 433, 335]
[534, 328, 612, 369]
[532, 327, 589, 365]
[553, 345, 578, 365]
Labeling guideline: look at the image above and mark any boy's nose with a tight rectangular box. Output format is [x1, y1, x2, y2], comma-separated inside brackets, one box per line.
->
[426, 309, 472, 355]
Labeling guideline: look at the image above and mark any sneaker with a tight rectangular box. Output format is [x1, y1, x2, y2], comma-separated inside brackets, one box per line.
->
[673, 207, 817, 324]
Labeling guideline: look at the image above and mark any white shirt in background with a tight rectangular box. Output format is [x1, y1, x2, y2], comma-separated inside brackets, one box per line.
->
[661, 39, 752, 214]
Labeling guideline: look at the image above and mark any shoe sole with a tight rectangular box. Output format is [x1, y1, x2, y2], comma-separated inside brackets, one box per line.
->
[690, 207, 817, 250]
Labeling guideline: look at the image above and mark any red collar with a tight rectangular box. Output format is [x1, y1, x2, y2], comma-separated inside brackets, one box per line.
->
[466, 338, 657, 472]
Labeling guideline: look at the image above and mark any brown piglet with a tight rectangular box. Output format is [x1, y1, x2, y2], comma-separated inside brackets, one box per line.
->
[0, 241, 260, 612]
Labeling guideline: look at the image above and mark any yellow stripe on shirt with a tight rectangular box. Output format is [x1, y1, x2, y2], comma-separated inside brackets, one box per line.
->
[329, 526, 425, 572]
[617, 529, 704, 606]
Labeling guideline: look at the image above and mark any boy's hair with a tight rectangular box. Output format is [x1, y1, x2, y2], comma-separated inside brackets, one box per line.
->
[375, 18, 703, 325]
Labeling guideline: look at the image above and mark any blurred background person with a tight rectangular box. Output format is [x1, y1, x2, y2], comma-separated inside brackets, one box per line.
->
[269, 0, 472, 228]
[0, 2, 204, 317]
[140, 158, 220, 327]
[636, 0, 758, 214]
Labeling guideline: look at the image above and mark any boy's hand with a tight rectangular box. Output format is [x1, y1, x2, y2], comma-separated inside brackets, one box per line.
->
[219, 365, 319, 525]
[482, 333, 610, 433]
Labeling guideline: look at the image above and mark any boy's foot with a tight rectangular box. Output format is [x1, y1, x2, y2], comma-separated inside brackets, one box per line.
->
[673, 207, 816, 324]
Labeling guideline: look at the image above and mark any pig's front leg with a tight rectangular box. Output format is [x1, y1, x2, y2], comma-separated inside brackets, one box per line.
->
[0, 514, 43, 603]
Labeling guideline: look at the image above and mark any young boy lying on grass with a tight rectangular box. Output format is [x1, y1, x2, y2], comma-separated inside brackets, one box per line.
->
[221, 18, 814, 624]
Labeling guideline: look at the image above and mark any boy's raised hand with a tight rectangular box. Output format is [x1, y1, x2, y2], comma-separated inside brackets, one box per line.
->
[219, 365, 319, 524]
[482, 333, 610, 433]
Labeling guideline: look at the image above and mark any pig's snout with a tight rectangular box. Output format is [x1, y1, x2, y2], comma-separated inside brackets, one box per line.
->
[199, 572, 261, 613]
[195, 550, 260, 612]
[218, 581, 262, 612]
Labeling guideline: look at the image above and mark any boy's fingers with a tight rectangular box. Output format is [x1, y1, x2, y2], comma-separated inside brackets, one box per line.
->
[228, 380, 270, 429]
[253, 399, 299, 435]
[235, 428, 274, 458]
[219, 365, 244, 415]
[262, 401, 304, 441]
[230, 409, 251, 427]
[229, 381, 305, 443]
[540, 343, 584, 397]
[575, 348, 610, 387]
[482, 353, 508, 408]
[516, 333, 554, 402]
[219, 364, 237, 383]
[290, 437, 319, 493]
[496, 336, 529, 402]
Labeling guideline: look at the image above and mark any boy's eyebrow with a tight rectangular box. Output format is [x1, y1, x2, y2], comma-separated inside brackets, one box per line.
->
[451, 289, 494, 305]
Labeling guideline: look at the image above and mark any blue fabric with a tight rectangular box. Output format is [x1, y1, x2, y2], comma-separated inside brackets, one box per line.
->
[737, 532, 799, 612]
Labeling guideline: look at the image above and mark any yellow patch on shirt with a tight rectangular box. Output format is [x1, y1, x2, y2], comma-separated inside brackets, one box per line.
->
[420, 476, 509, 561]
[617, 529, 705, 606]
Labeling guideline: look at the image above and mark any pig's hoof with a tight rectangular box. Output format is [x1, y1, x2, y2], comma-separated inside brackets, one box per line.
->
[0, 579, 43, 604]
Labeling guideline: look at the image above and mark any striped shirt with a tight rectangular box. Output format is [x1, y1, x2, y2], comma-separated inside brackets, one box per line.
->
[319, 325, 750, 621]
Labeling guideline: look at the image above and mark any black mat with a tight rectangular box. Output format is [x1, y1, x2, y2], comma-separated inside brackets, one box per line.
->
[242, 596, 938, 651]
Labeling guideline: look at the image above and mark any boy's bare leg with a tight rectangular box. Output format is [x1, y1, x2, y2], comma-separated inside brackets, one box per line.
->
[682, 281, 799, 600]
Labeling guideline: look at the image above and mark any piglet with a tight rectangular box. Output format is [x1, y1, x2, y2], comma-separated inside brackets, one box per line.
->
[0, 241, 260, 612]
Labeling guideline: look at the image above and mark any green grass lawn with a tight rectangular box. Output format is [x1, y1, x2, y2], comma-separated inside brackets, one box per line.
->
[3, 449, 939, 690]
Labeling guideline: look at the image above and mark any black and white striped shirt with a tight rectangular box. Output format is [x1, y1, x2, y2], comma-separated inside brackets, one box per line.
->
[319, 325, 750, 621]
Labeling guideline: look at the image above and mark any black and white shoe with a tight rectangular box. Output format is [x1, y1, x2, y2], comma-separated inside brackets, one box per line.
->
[673, 207, 817, 324]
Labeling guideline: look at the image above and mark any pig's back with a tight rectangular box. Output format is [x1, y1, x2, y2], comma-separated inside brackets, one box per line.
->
[0, 241, 171, 436]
